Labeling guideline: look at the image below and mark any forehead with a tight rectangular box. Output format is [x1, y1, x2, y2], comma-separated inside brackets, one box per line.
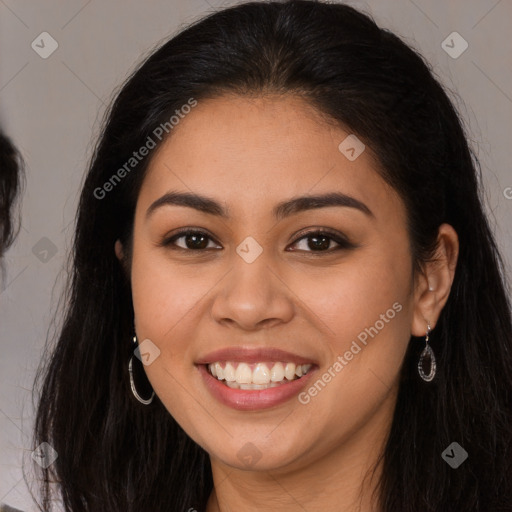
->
[137, 94, 402, 223]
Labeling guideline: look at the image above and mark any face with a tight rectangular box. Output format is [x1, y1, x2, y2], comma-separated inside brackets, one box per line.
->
[117, 94, 421, 473]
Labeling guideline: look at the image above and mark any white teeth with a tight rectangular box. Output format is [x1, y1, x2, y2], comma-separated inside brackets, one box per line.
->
[285, 363, 296, 381]
[214, 362, 224, 380]
[270, 362, 285, 382]
[240, 383, 270, 390]
[207, 361, 313, 387]
[235, 363, 252, 384]
[225, 381, 283, 390]
[223, 362, 236, 382]
[253, 363, 271, 384]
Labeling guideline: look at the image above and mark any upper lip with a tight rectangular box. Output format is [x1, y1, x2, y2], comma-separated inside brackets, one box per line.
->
[195, 347, 317, 365]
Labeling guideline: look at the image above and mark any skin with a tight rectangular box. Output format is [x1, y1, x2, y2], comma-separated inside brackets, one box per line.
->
[115, 94, 459, 511]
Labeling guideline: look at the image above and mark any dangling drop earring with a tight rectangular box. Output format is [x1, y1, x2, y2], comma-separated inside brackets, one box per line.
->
[128, 329, 155, 405]
[418, 322, 436, 382]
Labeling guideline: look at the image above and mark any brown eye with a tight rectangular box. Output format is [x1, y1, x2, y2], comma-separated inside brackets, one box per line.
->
[288, 229, 356, 253]
[161, 229, 221, 251]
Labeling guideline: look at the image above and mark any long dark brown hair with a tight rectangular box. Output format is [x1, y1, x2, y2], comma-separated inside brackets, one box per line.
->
[30, 1, 512, 510]
[0, 130, 24, 260]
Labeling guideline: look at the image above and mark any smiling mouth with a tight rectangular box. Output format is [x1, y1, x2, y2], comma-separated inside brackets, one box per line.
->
[205, 361, 314, 390]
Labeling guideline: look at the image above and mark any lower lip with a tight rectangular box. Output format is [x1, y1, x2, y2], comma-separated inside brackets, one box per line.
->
[197, 364, 317, 411]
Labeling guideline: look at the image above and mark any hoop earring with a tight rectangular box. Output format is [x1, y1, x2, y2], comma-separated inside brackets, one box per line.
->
[418, 322, 436, 382]
[129, 332, 155, 405]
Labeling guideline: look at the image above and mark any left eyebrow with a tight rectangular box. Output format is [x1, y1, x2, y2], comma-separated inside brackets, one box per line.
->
[145, 190, 374, 220]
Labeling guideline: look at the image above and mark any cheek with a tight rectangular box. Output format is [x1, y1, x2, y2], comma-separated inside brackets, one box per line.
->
[129, 245, 208, 419]
[129, 245, 210, 393]
[299, 247, 412, 348]
[130, 242, 202, 337]
[301, 244, 413, 403]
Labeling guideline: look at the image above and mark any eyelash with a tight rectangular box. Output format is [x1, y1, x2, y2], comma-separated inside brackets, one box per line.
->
[159, 228, 356, 255]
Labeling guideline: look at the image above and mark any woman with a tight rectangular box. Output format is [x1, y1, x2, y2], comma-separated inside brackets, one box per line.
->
[30, 1, 512, 511]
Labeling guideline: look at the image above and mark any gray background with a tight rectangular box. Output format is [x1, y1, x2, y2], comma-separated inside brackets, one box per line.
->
[1, 0, 511, 509]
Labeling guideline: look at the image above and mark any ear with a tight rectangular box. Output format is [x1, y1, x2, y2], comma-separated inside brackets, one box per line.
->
[411, 223, 459, 336]
[115, 239, 124, 261]
[115, 239, 130, 277]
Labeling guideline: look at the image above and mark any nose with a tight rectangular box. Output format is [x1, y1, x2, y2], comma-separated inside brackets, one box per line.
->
[210, 252, 295, 331]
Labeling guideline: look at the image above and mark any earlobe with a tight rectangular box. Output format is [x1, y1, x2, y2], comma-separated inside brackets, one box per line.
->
[411, 223, 459, 337]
